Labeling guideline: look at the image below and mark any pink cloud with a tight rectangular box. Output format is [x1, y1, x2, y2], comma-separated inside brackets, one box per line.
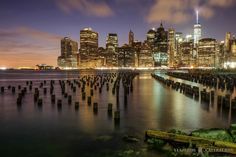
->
[56, 0, 114, 17]
[0, 27, 63, 67]
[208, 0, 235, 7]
[147, 0, 236, 24]
[147, 0, 193, 24]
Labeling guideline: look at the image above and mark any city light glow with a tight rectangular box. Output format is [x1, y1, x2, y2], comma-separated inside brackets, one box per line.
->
[0, 67, 7, 70]
[224, 62, 236, 69]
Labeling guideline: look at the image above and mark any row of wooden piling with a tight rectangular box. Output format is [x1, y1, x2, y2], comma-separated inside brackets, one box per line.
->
[167, 72, 236, 92]
[1, 72, 139, 123]
[152, 73, 236, 109]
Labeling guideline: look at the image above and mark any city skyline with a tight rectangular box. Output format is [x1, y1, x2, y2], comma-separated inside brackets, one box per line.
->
[0, 0, 236, 67]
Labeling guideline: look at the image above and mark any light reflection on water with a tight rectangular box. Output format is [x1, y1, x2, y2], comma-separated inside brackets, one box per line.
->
[0, 70, 234, 156]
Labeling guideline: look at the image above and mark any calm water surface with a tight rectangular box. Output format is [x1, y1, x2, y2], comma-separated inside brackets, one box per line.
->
[0, 70, 234, 157]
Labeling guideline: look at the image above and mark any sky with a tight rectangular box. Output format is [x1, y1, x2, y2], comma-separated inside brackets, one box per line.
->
[0, 0, 236, 67]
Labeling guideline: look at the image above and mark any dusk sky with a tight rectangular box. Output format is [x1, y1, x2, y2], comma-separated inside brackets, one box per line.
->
[0, 0, 236, 67]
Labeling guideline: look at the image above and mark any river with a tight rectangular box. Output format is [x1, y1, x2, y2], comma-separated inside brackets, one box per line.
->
[0, 70, 234, 157]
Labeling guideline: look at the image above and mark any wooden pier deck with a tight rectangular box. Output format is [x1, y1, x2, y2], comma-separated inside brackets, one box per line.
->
[145, 130, 236, 154]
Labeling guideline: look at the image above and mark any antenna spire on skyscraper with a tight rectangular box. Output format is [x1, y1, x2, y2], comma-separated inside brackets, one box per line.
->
[196, 10, 199, 24]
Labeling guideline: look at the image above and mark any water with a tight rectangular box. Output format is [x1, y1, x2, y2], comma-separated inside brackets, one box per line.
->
[0, 70, 234, 157]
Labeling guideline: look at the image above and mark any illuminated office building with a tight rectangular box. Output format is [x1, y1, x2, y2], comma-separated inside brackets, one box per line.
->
[175, 32, 184, 65]
[118, 44, 136, 67]
[146, 28, 156, 48]
[168, 28, 176, 67]
[139, 42, 154, 67]
[225, 37, 236, 68]
[129, 30, 134, 47]
[198, 38, 219, 67]
[179, 41, 194, 67]
[57, 37, 78, 69]
[231, 37, 236, 54]
[153, 23, 168, 66]
[106, 33, 118, 51]
[185, 34, 193, 42]
[225, 32, 231, 53]
[80, 27, 98, 56]
[105, 33, 119, 67]
[193, 10, 202, 47]
[218, 41, 225, 67]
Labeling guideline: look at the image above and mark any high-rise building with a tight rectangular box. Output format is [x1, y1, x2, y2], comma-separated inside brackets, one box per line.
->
[138, 42, 154, 67]
[219, 41, 225, 67]
[179, 41, 194, 67]
[175, 32, 184, 66]
[198, 38, 219, 67]
[185, 34, 193, 42]
[224, 35, 236, 68]
[153, 23, 168, 66]
[106, 33, 118, 51]
[175, 32, 183, 43]
[225, 32, 231, 53]
[60, 37, 78, 56]
[146, 28, 156, 48]
[231, 37, 236, 54]
[57, 37, 78, 69]
[80, 27, 98, 56]
[118, 44, 135, 67]
[193, 10, 202, 47]
[168, 28, 176, 67]
[105, 33, 119, 67]
[129, 30, 134, 47]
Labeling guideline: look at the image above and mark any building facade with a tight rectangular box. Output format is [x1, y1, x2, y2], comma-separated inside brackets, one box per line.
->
[138, 42, 154, 67]
[168, 28, 176, 67]
[105, 33, 119, 67]
[153, 23, 168, 66]
[197, 38, 219, 67]
[146, 29, 156, 49]
[57, 37, 78, 69]
[179, 41, 194, 67]
[193, 11, 202, 47]
[129, 30, 134, 47]
[106, 33, 118, 51]
[80, 27, 98, 57]
[118, 45, 136, 67]
[225, 32, 231, 53]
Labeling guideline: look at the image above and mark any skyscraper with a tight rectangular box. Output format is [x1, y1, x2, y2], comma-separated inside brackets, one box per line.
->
[139, 42, 154, 67]
[106, 33, 118, 51]
[80, 27, 98, 56]
[129, 30, 134, 46]
[175, 32, 184, 66]
[118, 44, 135, 67]
[168, 28, 176, 67]
[57, 37, 78, 69]
[106, 33, 119, 67]
[60, 37, 78, 56]
[179, 41, 194, 67]
[146, 28, 156, 48]
[228, 36, 236, 65]
[198, 38, 219, 67]
[153, 23, 168, 66]
[225, 32, 231, 52]
[193, 10, 202, 47]
[231, 37, 236, 54]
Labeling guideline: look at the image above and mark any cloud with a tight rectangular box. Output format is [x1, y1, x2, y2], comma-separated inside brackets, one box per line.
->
[56, 0, 114, 17]
[147, 0, 193, 24]
[147, 0, 236, 24]
[208, 0, 235, 7]
[0, 27, 61, 42]
[0, 27, 63, 67]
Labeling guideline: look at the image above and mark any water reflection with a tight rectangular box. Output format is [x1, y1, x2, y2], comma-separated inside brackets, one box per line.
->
[0, 70, 235, 156]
